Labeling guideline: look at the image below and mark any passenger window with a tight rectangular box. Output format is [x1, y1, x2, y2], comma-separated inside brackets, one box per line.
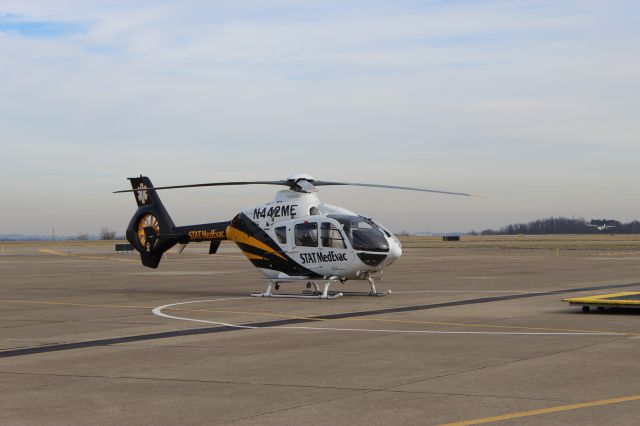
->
[274, 226, 287, 244]
[321, 222, 346, 249]
[295, 223, 318, 247]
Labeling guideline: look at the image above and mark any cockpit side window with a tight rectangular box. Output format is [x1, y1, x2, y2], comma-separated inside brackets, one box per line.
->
[294, 223, 318, 247]
[274, 226, 287, 244]
[327, 215, 389, 252]
[321, 222, 346, 249]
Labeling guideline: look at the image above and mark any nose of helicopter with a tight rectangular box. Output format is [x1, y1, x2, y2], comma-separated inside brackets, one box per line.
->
[385, 236, 403, 265]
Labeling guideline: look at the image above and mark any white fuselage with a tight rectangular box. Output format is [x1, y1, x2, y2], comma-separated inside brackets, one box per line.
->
[241, 190, 402, 280]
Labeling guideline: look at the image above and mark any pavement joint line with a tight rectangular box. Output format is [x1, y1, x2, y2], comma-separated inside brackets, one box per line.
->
[0, 370, 574, 403]
[385, 336, 624, 400]
[0, 370, 375, 392]
[0, 376, 87, 396]
[213, 388, 379, 426]
[438, 393, 640, 425]
[2, 281, 640, 358]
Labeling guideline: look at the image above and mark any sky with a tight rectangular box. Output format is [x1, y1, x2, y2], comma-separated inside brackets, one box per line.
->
[1, 0, 639, 235]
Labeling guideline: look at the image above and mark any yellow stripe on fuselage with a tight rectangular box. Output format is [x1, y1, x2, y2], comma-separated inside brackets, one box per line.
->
[243, 252, 265, 261]
[226, 225, 287, 261]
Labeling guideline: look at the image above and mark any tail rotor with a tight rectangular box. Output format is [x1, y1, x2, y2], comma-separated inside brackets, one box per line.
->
[121, 175, 229, 269]
[125, 176, 178, 268]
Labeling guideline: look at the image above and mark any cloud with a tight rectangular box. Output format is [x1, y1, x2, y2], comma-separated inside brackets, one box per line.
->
[1, 1, 639, 233]
[0, 13, 85, 37]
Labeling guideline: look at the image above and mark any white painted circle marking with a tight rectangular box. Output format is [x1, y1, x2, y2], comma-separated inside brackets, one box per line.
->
[152, 297, 256, 329]
[152, 299, 623, 337]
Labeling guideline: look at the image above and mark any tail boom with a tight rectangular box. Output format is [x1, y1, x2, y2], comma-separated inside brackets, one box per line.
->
[124, 176, 228, 268]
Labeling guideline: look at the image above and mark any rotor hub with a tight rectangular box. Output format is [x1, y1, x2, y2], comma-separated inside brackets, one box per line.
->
[286, 173, 315, 183]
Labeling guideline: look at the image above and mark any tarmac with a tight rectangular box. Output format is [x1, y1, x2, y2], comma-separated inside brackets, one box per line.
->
[2, 238, 640, 425]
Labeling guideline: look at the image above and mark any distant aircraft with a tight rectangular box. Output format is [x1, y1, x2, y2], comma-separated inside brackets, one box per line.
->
[588, 220, 615, 231]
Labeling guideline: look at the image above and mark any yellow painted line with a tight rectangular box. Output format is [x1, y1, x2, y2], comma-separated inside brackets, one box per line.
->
[0, 300, 319, 322]
[181, 308, 313, 321]
[336, 317, 637, 335]
[38, 248, 138, 263]
[439, 393, 640, 425]
[0, 299, 311, 320]
[38, 247, 243, 261]
[0, 299, 154, 310]
[159, 310, 638, 335]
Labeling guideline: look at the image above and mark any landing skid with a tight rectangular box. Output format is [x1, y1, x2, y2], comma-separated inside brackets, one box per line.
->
[250, 276, 390, 300]
[251, 281, 343, 299]
[302, 290, 391, 297]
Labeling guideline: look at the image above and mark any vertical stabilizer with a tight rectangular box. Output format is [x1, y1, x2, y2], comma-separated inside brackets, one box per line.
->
[125, 176, 178, 268]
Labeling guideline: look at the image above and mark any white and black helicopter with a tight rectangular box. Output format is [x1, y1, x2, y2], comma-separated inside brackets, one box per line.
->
[115, 175, 472, 299]
[587, 219, 615, 232]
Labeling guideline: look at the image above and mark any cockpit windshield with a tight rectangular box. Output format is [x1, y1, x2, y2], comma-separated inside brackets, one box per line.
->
[327, 215, 389, 252]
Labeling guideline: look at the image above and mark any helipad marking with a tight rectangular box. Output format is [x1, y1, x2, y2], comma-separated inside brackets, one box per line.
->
[152, 300, 624, 337]
[152, 298, 257, 329]
[0, 298, 626, 335]
[4, 282, 640, 358]
[0, 297, 253, 313]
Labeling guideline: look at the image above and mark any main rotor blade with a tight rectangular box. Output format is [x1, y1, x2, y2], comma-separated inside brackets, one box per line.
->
[312, 181, 475, 197]
[113, 180, 289, 194]
[113, 178, 478, 197]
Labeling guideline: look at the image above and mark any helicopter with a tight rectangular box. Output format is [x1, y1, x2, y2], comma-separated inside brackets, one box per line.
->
[587, 219, 615, 232]
[115, 174, 472, 299]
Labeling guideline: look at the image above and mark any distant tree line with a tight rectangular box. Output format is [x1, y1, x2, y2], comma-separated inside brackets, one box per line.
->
[479, 217, 640, 235]
[100, 227, 117, 240]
